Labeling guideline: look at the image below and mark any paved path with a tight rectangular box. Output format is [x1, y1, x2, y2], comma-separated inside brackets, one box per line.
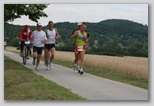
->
[4, 51, 148, 100]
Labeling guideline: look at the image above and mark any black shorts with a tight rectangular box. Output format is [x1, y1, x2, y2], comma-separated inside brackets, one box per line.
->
[45, 44, 55, 50]
[33, 46, 43, 55]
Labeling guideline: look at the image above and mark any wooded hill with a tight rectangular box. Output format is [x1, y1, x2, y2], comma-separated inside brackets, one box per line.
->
[4, 19, 148, 57]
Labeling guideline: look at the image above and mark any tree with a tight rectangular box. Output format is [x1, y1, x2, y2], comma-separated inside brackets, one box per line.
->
[127, 42, 146, 57]
[4, 4, 48, 22]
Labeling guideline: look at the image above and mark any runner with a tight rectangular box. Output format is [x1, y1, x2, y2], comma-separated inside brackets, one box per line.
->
[30, 22, 47, 71]
[44, 21, 61, 70]
[70, 22, 89, 72]
[19, 24, 32, 58]
[70, 22, 82, 71]
[70, 22, 89, 74]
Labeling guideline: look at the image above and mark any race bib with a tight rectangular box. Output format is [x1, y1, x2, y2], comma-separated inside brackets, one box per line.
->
[76, 46, 84, 51]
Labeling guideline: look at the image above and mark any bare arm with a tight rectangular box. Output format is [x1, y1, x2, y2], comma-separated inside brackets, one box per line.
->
[41, 33, 47, 44]
[70, 31, 78, 40]
[85, 38, 89, 43]
[44, 29, 49, 38]
[55, 28, 61, 39]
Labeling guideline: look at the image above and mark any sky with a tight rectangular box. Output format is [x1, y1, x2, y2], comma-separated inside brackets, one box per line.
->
[8, 4, 148, 26]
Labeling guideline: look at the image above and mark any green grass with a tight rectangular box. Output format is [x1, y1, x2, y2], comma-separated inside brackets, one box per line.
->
[50, 59, 148, 89]
[4, 56, 85, 100]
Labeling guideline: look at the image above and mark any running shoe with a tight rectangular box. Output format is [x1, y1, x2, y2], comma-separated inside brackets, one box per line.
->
[77, 66, 80, 73]
[80, 68, 84, 75]
[73, 63, 77, 70]
[49, 62, 53, 69]
[46, 65, 49, 70]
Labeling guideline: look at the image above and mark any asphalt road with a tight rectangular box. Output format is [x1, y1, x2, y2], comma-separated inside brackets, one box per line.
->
[4, 51, 148, 100]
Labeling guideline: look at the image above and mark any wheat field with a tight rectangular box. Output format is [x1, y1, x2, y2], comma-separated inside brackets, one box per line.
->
[5, 46, 148, 78]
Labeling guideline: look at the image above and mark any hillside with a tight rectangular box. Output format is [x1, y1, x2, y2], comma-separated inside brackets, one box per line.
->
[4, 19, 148, 57]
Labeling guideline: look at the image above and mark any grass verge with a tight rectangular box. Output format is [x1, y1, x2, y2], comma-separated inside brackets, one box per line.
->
[4, 56, 85, 100]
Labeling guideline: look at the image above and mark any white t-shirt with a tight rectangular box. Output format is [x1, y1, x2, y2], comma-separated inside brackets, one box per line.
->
[31, 30, 47, 47]
[46, 29, 56, 44]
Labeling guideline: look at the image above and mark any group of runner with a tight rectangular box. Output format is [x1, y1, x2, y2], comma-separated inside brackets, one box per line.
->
[19, 21, 89, 75]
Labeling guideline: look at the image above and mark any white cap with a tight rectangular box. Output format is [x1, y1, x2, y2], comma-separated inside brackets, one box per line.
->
[77, 22, 82, 26]
[37, 22, 42, 26]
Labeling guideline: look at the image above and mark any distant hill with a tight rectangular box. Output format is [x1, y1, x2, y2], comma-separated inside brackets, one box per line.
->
[4, 19, 148, 57]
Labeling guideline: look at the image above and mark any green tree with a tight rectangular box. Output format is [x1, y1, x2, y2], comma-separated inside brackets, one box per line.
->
[4, 4, 48, 22]
[128, 42, 146, 57]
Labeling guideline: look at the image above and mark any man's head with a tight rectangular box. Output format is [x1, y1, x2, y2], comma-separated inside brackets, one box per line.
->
[77, 22, 83, 29]
[24, 24, 29, 31]
[80, 22, 87, 31]
[25, 24, 29, 28]
[48, 21, 53, 28]
[37, 22, 42, 31]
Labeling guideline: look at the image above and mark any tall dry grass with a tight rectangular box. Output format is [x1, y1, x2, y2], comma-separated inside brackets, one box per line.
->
[55, 51, 148, 78]
[6, 46, 148, 78]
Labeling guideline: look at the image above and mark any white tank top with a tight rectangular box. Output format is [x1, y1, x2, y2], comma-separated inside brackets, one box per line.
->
[46, 29, 56, 44]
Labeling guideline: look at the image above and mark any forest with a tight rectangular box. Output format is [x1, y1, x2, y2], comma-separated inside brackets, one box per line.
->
[4, 19, 148, 57]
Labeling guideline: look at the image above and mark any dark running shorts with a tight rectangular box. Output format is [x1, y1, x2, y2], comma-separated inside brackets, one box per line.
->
[33, 46, 43, 55]
[45, 44, 55, 50]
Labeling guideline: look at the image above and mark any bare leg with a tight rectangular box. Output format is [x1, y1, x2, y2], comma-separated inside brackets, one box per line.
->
[49, 47, 55, 62]
[79, 50, 85, 69]
[44, 49, 46, 64]
[74, 50, 79, 65]
[36, 54, 41, 67]
[33, 52, 37, 61]
[45, 49, 49, 65]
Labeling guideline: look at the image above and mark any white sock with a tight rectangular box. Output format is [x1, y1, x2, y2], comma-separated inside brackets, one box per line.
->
[74, 63, 77, 66]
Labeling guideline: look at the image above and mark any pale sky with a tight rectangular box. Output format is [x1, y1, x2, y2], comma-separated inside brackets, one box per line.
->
[8, 4, 148, 26]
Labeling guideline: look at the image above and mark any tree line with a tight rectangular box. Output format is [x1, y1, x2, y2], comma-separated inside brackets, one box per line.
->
[4, 19, 148, 57]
